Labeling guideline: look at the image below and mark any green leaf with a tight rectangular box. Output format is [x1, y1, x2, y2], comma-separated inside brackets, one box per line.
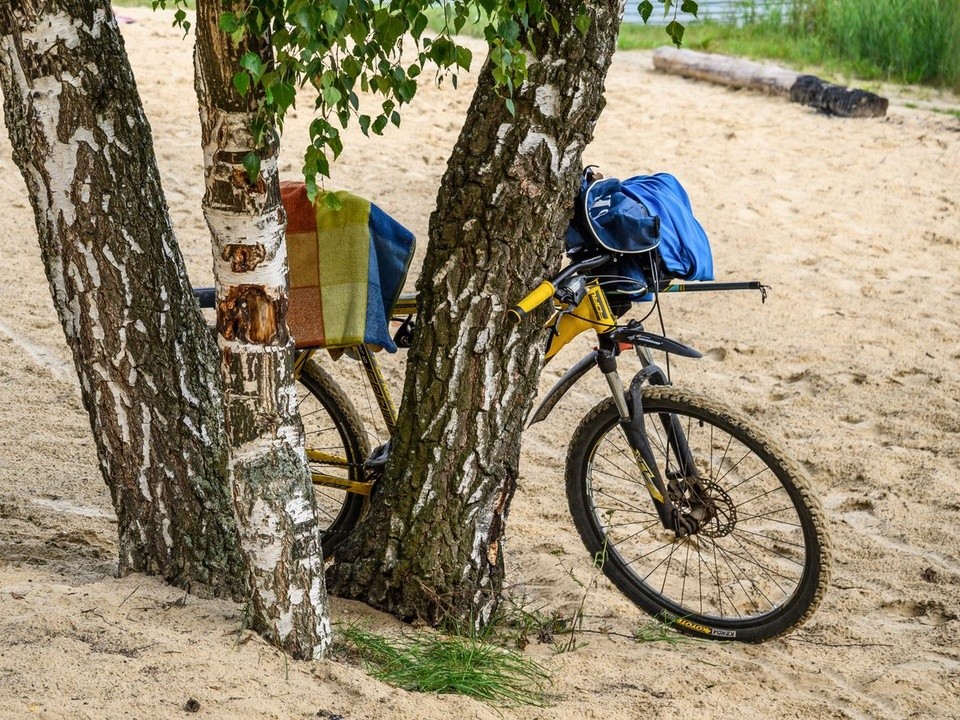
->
[218, 12, 239, 34]
[273, 82, 296, 111]
[358, 114, 371, 136]
[314, 148, 330, 178]
[322, 85, 343, 106]
[574, 8, 591, 36]
[305, 174, 319, 203]
[663, 0, 673, 17]
[242, 152, 261, 184]
[666, 19, 685, 47]
[505, 97, 516, 116]
[428, 37, 457, 68]
[411, 12, 428, 40]
[638, 0, 654, 23]
[233, 71, 250, 97]
[328, 131, 343, 158]
[680, 0, 698, 16]
[239, 52, 263, 80]
[499, 19, 521, 44]
[455, 45, 473, 71]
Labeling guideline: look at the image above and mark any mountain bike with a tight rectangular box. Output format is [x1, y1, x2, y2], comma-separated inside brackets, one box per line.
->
[194, 249, 830, 642]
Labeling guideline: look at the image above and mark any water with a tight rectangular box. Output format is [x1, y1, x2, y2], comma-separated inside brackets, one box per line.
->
[625, 0, 793, 25]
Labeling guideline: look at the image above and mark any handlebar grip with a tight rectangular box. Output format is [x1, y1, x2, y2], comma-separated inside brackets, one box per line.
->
[507, 280, 555, 323]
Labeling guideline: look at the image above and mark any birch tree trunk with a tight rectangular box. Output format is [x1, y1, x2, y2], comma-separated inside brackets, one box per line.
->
[329, 0, 625, 626]
[0, 0, 246, 598]
[193, 0, 330, 659]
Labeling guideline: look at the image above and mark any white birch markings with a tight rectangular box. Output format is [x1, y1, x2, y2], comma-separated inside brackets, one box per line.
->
[196, 54, 331, 654]
[1, 0, 252, 598]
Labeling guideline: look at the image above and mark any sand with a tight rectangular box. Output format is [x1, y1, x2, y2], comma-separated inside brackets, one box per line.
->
[1, 8, 959, 720]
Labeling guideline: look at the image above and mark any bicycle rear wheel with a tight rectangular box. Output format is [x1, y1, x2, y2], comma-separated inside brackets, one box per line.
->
[297, 359, 370, 557]
[566, 385, 830, 642]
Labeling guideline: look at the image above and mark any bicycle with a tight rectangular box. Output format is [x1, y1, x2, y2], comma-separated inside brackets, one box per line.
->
[194, 247, 830, 643]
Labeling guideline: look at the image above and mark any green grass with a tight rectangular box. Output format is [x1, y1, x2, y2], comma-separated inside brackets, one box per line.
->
[815, 0, 960, 90]
[621, 20, 850, 83]
[620, 0, 960, 92]
[489, 597, 579, 651]
[633, 618, 703, 645]
[336, 624, 550, 707]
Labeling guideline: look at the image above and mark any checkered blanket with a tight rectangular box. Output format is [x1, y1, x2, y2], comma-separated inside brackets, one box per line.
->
[281, 181, 415, 351]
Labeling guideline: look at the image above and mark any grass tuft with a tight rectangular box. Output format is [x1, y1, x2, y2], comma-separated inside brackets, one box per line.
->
[490, 597, 578, 651]
[633, 617, 702, 645]
[337, 624, 550, 707]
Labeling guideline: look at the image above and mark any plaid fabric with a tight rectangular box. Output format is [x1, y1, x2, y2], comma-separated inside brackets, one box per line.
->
[281, 180, 415, 351]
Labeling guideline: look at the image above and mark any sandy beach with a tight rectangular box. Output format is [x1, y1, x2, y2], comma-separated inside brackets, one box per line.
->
[1, 8, 959, 719]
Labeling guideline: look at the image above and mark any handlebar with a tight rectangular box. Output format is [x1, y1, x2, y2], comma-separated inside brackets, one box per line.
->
[507, 253, 613, 324]
[507, 280, 555, 323]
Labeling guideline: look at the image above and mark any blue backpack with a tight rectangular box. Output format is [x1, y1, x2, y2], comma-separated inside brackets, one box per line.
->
[565, 170, 714, 300]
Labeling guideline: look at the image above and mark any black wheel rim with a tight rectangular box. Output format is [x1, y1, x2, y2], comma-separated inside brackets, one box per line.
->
[585, 401, 815, 629]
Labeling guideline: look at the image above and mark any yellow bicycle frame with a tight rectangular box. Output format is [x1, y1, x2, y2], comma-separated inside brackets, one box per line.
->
[544, 281, 616, 361]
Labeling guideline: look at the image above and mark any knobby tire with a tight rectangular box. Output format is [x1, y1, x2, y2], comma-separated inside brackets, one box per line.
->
[566, 385, 831, 642]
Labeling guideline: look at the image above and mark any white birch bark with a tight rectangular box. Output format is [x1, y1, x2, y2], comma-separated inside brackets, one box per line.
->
[193, 0, 330, 659]
[0, 0, 245, 598]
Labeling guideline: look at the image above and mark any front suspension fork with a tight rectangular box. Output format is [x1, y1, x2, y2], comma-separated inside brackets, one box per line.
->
[598, 345, 699, 537]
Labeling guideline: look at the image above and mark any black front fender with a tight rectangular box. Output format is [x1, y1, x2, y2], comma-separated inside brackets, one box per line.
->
[527, 351, 598, 427]
[614, 328, 702, 359]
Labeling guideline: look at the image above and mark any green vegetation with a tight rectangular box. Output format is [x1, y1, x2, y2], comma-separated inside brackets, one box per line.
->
[490, 596, 581, 651]
[619, 0, 960, 91]
[131, 1, 959, 91]
[811, 0, 959, 90]
[113, 0, 194, 7]
[336, 624, 550, 706]
[633, 617, 702, 644]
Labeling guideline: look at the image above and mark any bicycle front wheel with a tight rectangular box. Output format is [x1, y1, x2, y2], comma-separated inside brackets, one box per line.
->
[566, 385, 831, 642]
[297, 359, 370, 557]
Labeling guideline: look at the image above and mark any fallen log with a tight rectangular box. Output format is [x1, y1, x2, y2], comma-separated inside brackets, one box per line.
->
[652, 47, 888, 118]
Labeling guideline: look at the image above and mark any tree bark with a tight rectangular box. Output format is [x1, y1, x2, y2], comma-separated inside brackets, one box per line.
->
[193, 0, 330, 659]
[0, 0, 245, 598]
[328, 1, 625, 627]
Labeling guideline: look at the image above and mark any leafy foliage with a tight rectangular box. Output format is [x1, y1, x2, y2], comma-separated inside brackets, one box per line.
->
[154, 1, 693, 195]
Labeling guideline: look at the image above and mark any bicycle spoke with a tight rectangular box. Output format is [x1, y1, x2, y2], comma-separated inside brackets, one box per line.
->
[591, 486, 659, 517]
[569, 385, 825, 638]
